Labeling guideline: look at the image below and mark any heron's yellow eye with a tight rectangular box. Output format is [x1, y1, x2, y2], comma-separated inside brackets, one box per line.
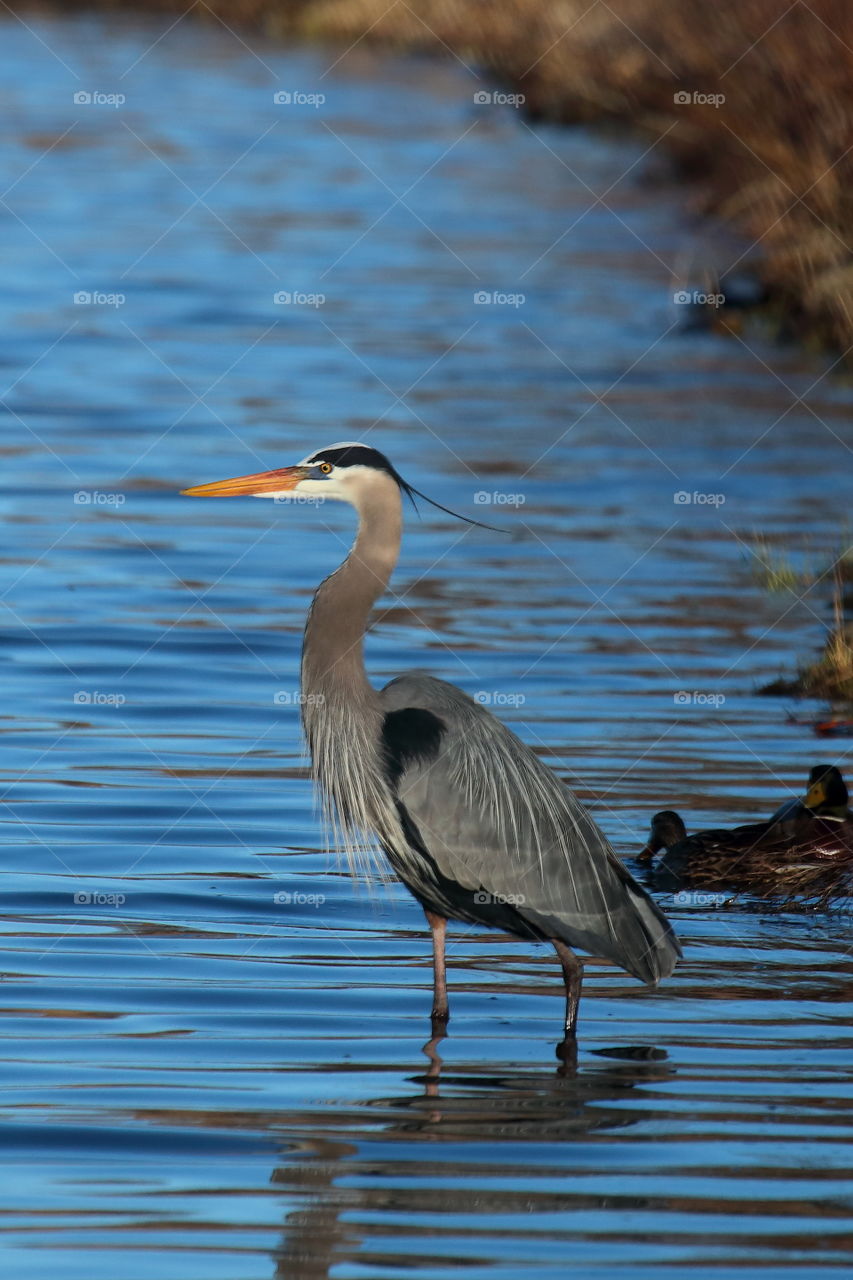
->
[319, 462, 332, 474]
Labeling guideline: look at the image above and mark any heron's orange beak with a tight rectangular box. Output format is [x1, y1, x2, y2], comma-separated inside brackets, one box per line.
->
[181, 465, 311, 497]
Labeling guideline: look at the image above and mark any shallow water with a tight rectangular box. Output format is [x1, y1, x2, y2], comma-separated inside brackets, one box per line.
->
[1, 10, 853, 1278]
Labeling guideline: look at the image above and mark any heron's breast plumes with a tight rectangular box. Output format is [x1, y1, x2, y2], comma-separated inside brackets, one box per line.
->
[300, 661, 404, 882]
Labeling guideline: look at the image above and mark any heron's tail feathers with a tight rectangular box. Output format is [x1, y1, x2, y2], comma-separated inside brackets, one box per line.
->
[614, 876, 682, 986]
[541, 856, 681, 987]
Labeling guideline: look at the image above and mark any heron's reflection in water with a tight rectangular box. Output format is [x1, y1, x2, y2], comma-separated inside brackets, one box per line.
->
[269, 1029, 672, 1278]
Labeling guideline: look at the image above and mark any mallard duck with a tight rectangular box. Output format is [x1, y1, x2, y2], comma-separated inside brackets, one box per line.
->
[638, 766, 853, 902]
[769, 764, 851, 823]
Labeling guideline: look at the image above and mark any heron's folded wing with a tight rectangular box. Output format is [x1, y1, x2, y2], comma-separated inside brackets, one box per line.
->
[380, 673, 680, 984]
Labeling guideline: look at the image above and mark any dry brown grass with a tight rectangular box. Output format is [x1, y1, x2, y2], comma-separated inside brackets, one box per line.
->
[800, 567, 853, 700]
[33, 0, 853, 349]
[756, 552, 853, 700]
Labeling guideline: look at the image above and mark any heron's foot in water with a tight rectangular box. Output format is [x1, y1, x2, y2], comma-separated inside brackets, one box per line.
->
[555, 1034, 578, 1073]
[430, 1007, 449, 1038]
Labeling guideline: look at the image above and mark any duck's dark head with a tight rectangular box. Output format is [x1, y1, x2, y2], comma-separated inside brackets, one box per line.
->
[804, 765, 849, 817]
[638, 810, 688, 863]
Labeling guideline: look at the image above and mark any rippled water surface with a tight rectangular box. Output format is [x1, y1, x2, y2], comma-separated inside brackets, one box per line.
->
[2, 11, 853, 1278]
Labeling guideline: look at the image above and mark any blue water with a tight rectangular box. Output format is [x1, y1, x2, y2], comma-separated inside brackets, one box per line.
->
[1, 10, 852, 1278]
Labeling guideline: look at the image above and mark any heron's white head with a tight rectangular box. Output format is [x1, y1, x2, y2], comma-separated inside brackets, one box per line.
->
[181, 441, 403, 505]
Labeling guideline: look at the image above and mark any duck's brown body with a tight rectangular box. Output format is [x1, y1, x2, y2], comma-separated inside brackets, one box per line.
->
[640, 767, 853, 902]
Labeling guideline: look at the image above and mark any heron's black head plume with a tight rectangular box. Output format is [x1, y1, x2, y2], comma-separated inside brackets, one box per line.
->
[397, 477, 507, 534]
[304, 442, 507, 533]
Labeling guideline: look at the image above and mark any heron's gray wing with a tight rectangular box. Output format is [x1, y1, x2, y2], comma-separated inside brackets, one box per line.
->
[380, 674, 680, 985]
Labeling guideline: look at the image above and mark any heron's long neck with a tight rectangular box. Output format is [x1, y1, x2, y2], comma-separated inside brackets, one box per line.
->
[300, 486, 403, 852]
[301, 489, 402, 717]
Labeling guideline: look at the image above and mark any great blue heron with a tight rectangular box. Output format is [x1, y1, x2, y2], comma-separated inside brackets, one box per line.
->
[183, 442, 680, 1042]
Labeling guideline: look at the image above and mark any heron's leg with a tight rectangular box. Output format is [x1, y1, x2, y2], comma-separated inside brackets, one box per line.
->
[424, 908, 449, 1025]
[552, 939, 583, 1038]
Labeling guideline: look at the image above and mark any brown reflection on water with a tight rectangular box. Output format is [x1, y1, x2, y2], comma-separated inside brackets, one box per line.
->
[262, 1046, 674, 1278]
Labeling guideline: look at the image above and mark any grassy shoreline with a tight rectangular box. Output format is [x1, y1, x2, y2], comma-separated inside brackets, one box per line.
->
[24, 0, 853, 352]
[750, 540, 853, 703]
